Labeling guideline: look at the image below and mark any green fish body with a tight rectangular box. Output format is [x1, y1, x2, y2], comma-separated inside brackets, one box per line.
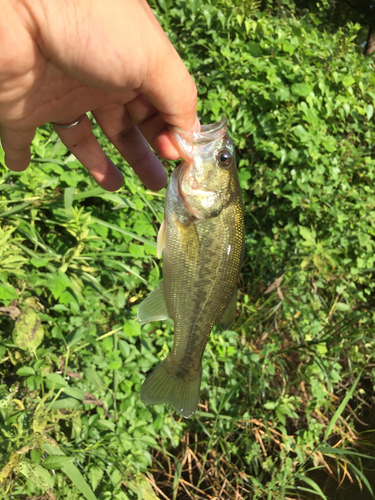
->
[138, 118, 244, 418]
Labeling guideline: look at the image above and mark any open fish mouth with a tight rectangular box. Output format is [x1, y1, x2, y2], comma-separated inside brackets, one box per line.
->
[177, 161, 216, 219]
[192, 118, 227, 145]
[171, 118, 228, 159]
[180, 165, 215, 193]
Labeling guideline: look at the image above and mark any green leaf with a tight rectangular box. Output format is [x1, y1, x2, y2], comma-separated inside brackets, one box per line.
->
[63, 386, 85, 400]
[119, 340, 130, 358]
[46, 372, 68, 388]
[0, 201, 33, 218]
[108, 360, 122, 370]
[173, 460, 182, 500]
[275, 407, 286, 426]
[64, 187, 75, 219]
[16, 366, 36, 376]
[358, 233, 371, 247]
[12, 305, 44, 353]
[367, 104, 374, 121]
[43, 443, 97, 500]
[263, 401, 276, 410]
[95, 419, 116, 432]
[60, 171, 85, 187]
[18, 461, 54, 490]
[283, 41, 295, 55]
[335, 302, 350, 311]
[342, 75, 355, 87]
[299, 226, 316, 246]
[42, 455, 75, 470]
[72, 186, 105, 201]
[46, 270, 72, 300]
[248, 41, 262, 57]
[123, 320, 141, 338]
[291, 83, 312, 97]
[30, 449, 42, 464]
[324, 372, 362, 441]
[127, 474, 159, 500]
[317, 445, 375, 460]
[309, 13, 322, 25]
[294, 474, 327, 499]
[30, 257, 51, 268]
[83, 367, 106, 390]
[90, 465, 104, 491]
[0, 283, 19, 302]
[348, 462, 374, 496]
[90, 217, 157, 248]
[48, 397, 82, 409]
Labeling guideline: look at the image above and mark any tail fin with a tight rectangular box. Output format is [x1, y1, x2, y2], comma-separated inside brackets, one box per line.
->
[140, 357, 202, 418]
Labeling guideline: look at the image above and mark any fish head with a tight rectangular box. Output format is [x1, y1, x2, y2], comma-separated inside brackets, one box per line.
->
[171, 118, 237, 220]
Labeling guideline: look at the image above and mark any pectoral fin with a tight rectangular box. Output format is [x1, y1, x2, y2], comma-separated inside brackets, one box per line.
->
[217, 287, 237, 330]
[157, 218, 166, 258]
[137, 282, 171, 324]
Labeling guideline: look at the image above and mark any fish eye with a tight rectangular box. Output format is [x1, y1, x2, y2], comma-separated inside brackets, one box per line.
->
[217, 149, 232, 168]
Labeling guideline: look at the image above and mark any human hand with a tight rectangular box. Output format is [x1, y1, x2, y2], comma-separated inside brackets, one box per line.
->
[0, 0, 198, 191]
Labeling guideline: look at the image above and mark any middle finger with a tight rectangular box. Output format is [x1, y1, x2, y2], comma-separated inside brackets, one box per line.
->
[93, 104, 167, 191]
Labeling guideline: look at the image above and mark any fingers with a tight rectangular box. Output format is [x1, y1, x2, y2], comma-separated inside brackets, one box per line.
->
[0, 127, 35, 171]
[140, 10, 198, 133]
[143, 71, 198, 134]
[127, 94, 200, 162]
[1, 108, 169, 193]
[53, 115, 124, 192]
[125, 94, 181, 161]
[92, 104, 167, 191]
[30, 0, 197, 134]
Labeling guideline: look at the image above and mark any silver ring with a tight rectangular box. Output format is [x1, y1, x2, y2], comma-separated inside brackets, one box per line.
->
[51, 114, 86, 129]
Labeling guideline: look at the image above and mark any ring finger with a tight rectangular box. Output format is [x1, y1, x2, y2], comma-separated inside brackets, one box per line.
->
[53, 114, 124, 192]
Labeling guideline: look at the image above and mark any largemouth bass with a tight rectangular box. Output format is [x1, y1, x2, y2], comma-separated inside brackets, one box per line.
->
[138, 118, 244, 418]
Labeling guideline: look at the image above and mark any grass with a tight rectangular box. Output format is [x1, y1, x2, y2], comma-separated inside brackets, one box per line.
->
[0, 124, 374, 500]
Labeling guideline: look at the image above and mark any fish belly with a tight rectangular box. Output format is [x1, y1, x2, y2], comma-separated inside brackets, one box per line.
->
[164, 203, 242, 371]
[140, 190, 243, 417]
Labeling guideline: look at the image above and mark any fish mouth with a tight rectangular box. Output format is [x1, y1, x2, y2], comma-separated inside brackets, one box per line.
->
[170, 118, 228, 158]
[177, 162, 215, 219]
[193, 118, 227, 145]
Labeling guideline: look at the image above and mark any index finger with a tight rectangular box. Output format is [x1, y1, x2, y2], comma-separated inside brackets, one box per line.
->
[139, 5, 198, 132]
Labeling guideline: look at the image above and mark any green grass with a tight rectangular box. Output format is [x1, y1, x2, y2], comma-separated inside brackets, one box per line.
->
[0, 121, 374, 500]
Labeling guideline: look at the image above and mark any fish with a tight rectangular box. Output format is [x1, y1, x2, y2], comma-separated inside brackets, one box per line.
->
[137, 118, 244, 418]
